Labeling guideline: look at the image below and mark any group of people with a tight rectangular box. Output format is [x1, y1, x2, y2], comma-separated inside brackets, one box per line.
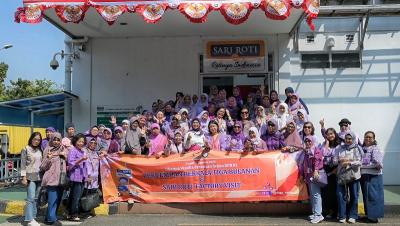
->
[20, 85, 384, 225]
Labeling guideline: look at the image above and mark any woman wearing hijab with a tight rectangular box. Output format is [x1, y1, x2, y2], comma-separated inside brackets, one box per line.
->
[99, 128, 120, 155]
[178, 108, 191, 133]
[176, 95, 196, 119]
[283, 120, 303, 152]
[248, 127, 267, 151]
[148, 123, 168, 158]
[215, 89, 228, 108]
[360, 131, 384, 223]
[228, 121, 245, 152]
[205, 120, 228, 152]
[40, 132, 68, 225]
[226, 97, 240, 120]
[269, 90, 280, 106]
[122, 117, 142, 155]
[114, 126, 124, 147]
[198, 111, 210, 135]
[254, 106, 268, 135]
[21, 132, 42, 226]
[302, 136, 325, 224]
[207, 103, 217, 120]
[239, 107, 256, 137]
[184, 118, 206, 152]
[261, 119, 286, 151]
[165, 115, 187, 140]
[195, 93, 209, 115]
[284, 87, 309, 114]
[288, 93, 305, 116]
[333, 132, 363, 224]
[243, 93, 256, 119]
[295, 109, 309, 133]
[165, 131, 185, 155]
[82, 137, 101, 218]
[232, 86, 243, 108]
[272, 103, 292, 132]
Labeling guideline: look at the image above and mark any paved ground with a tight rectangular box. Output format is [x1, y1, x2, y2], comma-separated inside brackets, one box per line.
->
[1, 214, 400, 226]
[2, 186, 400, 204]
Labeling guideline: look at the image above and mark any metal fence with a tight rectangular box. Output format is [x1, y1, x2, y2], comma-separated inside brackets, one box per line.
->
[0, 158, 21, 184]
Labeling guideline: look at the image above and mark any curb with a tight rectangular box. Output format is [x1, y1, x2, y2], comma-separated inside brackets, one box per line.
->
[0, 199, 109, 216]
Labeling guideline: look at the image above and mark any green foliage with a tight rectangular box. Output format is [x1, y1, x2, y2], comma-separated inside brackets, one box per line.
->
[0, 62, 61, 101]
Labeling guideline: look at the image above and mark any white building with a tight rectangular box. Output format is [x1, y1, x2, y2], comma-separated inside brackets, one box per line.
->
[17, 0, 400, 184]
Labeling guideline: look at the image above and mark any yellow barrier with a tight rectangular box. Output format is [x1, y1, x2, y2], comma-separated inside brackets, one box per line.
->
[0, 125, 46, 155]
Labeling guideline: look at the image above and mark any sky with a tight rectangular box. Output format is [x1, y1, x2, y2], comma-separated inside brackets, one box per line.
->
[0, 0, 65, 85]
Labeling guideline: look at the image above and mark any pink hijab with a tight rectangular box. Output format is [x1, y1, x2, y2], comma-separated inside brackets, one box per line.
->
[148, 123, 168, 156]
[284, 120, 303, 148]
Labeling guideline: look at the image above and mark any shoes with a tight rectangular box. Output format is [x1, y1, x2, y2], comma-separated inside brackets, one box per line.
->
[27, 219, 40, 226]
[348, 218, 356, 224]
[310, 216, 324, 224]
[308, 215, 315, 220]
[367, 218, 379, 223]
[69, 216, 81, 222]
[338, 218, 346, 223]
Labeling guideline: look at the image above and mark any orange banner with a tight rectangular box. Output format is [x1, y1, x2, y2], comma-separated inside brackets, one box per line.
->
[100, 150, 308, 203]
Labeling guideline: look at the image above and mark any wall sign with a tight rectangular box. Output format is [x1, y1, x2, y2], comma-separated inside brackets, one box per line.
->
[96, 105, 141, 128]
[204, 40, 266, 73]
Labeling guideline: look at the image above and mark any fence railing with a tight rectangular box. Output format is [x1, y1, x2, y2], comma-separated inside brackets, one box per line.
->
[0, 158, 21, 183]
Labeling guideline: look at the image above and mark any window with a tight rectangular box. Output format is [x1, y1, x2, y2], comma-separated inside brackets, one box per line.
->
[301, 54, 330, 69]
[301, 52, 361, 69]
[332, 53, 360, 68]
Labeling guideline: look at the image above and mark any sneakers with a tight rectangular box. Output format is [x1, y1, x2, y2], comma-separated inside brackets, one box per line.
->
[338, 218, 346, 223]
[310, 215, 324, 224]
[308, 215, 315, 220]
[348, 218, 356, 224]
[27, 219, 40, 226]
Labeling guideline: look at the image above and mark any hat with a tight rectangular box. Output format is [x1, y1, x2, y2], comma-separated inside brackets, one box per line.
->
[338, 118, 351, 125]
[151, 123, 160, 130]
[114, 126, 123, 132]
[65, 123, 75, 131]
[122, 119, 130, 125]
[103, 128, 112, 134]
[46, 127, 56, 132]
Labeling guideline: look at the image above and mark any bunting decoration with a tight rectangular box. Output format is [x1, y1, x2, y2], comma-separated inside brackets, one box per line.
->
[16, 0, 319, 30]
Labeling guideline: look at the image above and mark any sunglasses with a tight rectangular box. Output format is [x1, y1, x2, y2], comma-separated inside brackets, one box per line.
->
[340, 124, 349, 127]
[115, 131, 122, 134]
[241, 111, 249, 114]
[304, 126, 312, 129]
[305, 140, 312, 143]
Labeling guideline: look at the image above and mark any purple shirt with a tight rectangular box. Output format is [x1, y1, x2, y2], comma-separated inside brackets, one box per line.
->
[302, 147, 324, 183]
[361, 145, 383, 175]
[67, 147, 87, 183]
[84, 148, 100, 189]
[262, 132, 286, 150]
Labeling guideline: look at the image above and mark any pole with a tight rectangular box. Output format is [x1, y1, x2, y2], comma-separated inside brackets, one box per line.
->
[64, 41, 73, 132]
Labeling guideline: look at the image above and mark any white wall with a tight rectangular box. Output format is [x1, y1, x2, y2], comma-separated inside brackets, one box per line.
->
[72, 16, 400, 184]
[280, 16, 400, 184]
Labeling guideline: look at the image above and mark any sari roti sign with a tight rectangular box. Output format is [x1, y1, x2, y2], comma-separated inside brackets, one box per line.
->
[100, 150, 308, 203]
[203, 40, 266, 73]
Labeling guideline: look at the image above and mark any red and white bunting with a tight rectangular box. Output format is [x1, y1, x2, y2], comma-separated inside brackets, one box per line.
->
[16, 0, 320, 30]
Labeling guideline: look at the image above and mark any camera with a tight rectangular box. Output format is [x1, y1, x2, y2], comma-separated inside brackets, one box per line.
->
[50, 59, 59, 70]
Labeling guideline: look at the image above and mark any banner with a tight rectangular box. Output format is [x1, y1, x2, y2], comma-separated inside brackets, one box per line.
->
[203, 40, 266, 73]
[100, 150, 308, 204]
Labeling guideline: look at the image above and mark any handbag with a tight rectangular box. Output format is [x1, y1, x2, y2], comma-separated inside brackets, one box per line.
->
[80, 189, 101, 212]
[337, 166, 357, 185]
[313, 169, 328, 187]
[59, 159, 70, 187]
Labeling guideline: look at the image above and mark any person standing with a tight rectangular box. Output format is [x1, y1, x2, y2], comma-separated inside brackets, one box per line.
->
[21, 132, 43, 226]
[333, 132, 363, 224]
[40, 132, 68, 225]
[41, 127, 56, 150]
[360, 131, 384, 223]
[67, 134, 88, 221]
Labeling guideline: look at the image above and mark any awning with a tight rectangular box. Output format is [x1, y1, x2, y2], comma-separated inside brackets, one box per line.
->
[0, 91, 78, 113]
[15, 0, 319, 30]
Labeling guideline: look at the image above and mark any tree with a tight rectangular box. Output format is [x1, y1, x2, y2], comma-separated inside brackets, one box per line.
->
[0, 62, 61, 101]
